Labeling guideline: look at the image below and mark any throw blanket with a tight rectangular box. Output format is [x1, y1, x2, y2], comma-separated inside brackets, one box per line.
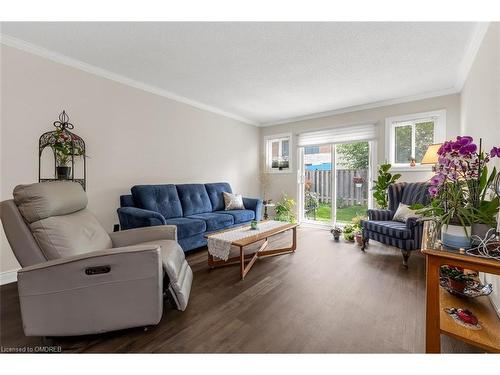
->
[207, 220, 288, 261]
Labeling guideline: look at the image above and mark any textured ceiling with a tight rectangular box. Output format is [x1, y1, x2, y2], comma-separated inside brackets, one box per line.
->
[1, 22, 478, 125]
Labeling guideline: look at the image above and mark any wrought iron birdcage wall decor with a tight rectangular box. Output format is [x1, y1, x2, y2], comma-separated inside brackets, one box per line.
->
[38, 110, 86, 190]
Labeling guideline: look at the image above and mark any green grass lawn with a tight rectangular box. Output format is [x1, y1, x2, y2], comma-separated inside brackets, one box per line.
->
[308, 203, 367, 223]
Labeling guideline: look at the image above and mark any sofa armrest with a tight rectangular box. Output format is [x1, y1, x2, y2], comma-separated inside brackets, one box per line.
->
[367, 209, 393, 221]
[243, 197, 264, 221]
[117, 206, 166, 230]
[109, 225, 177, 247]
[405, 217, 422, 231]
[17, 244, 163, 336]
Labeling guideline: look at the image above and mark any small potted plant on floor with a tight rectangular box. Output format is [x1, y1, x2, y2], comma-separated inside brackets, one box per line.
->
[330, 226, 342, 241]
[354, 230, 364, 247]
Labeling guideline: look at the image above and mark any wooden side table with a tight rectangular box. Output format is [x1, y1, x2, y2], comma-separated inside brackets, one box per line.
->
[421, 223, 500, 353]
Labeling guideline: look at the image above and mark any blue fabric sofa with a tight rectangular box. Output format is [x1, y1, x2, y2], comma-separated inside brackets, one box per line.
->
[360, 182, 430, 268]
[118, 182, 263, 252]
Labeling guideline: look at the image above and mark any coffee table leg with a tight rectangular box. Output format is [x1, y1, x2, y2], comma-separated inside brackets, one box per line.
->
[240, 246, 245, 279]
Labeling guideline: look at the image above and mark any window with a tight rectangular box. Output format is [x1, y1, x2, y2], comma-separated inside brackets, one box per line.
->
[386, 110, 446, 169]
[265, 133, 292, 173]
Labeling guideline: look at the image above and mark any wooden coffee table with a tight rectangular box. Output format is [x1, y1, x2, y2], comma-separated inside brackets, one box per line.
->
[206, 222, 297, 280]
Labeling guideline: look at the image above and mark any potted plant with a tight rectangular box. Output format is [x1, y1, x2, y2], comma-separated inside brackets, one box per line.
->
[372, 163, 401, 209]
[353, 176, 365, 188]
[342, 224, 355, 242]
[417, 137, 500, 249]
[354, 231, 364, 246]
[53, 129, 84, 180]
[440, 265, 475, 294]
[275, 194, 296, 223]
[330, 226, 342, 241]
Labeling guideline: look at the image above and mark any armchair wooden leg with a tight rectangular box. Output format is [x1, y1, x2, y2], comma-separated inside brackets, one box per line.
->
[402, 250, 410, 269]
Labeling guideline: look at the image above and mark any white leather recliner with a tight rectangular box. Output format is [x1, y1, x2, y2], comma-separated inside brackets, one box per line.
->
[0, 181, 193, 336]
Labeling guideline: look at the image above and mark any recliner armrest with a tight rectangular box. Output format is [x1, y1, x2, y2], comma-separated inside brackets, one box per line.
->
[17, 244, 164, 336]
[117, 206, 166, 230]
[367, 209, 393, 221]
[243, 197, 263, 221]
[109, 225, 177, 247]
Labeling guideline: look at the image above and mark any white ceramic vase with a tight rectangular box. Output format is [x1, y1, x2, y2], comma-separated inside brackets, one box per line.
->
[441, 224, 471, 249]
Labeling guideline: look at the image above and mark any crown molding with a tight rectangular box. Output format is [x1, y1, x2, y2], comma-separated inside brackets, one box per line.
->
[454, 22, 490, 92]
[0, 34, 258, 126]
[260, 88, 459, 127]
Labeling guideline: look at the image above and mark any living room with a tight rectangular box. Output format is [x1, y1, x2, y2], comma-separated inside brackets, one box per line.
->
[1, 1, 500, 372]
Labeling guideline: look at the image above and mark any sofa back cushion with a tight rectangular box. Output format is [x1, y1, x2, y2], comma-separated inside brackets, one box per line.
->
[401, 182, 430, 206]
[30, 209, 113, 260]
[205, 182, 232, 212]
[388, 182, 407, 212]
[176, 184, 213, 216]
[131, 184, 183, 219]
[14, 181, 88, 224]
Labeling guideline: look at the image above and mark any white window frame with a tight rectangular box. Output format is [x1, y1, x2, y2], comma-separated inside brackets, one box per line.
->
[385, 109, 446, 171]
[264, 133, 293, 173]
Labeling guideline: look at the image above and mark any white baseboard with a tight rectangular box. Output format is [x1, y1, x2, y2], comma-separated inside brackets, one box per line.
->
[0, 269, 19, 285]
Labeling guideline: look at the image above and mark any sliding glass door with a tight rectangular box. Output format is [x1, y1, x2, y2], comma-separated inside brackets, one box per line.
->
[334, 142, 370, 224]
[299, 141, 372, 226]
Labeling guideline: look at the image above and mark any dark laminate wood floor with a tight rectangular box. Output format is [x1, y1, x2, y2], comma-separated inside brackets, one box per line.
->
[0, 227, 480, 353]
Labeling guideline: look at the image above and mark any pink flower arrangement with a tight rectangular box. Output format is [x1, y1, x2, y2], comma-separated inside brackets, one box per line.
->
[429, 136, 498, 197]
[419, 136, 500, 230]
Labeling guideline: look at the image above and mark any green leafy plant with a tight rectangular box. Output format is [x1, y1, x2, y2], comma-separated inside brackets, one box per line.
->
[440, 265, 475, 283]
[372, 163, 401, 209]
[52, 129, 84, 167]
[342, 215, 367, 242]
[275, 194, 296, 223]
[417, 137, 500, 232]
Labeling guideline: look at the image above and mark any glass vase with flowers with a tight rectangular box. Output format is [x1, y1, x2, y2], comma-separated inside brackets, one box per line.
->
[416, 136, 499, 249]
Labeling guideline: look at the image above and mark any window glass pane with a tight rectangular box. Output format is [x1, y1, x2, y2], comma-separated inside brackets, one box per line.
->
[305, 146, 319, 154]
[271, 141, 279, 158]
[394, 125, 412, 164]
[415, 121, 435, 163]
[282, 140, 289, 157]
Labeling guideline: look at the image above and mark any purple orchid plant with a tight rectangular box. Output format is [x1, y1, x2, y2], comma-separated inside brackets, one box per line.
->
[418, 136, 499, 230]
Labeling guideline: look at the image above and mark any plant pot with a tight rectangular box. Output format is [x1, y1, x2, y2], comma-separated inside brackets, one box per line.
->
[441, 224, 471, 250]
[56, 166, 71, 180]
[355, 233, 364, 246]
[471, 223, 495, 245]
[447, 278, 467, 294]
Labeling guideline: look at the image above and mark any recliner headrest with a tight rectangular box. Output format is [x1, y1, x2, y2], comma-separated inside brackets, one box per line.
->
[13, 181, 88, 223]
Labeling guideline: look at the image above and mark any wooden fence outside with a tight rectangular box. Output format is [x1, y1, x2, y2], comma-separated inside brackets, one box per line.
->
[305, 169, 368, 207]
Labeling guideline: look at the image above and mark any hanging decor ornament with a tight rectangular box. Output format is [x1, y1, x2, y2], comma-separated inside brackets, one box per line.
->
[38, 110, 87, 190]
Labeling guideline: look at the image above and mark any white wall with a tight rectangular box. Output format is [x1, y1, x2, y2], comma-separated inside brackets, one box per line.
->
[460, 22, 500, 316]
[260, 94, 461, 208]
[0, 45, 260, 275]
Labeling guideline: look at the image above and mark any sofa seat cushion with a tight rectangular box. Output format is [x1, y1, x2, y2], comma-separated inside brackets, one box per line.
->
[214, 209, 255, 224]
[165, 217, 206, 239]
[362, 220, 412, 240]
[187, 212, 234, 232]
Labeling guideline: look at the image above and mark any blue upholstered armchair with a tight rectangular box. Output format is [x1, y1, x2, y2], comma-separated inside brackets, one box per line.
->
[361, 182, 430, 268]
